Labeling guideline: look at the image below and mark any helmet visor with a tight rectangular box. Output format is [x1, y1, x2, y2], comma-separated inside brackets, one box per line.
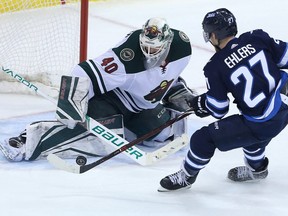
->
[203, 31, 210, 43]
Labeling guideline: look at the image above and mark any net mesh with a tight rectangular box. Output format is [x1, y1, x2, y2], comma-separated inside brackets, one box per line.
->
[0, 0, 82, 97]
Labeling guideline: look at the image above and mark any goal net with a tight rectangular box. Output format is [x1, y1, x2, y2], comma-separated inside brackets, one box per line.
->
[0, 0, 88, 98]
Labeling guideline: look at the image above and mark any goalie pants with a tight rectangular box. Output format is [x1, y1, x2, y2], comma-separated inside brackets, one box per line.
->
[183, 102, 288, 175]
[87, 92, 171, 139]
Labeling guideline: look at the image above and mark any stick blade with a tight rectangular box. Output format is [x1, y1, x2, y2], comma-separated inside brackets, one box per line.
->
[47, 154, 80, 174]
[145, 134, 189, 165]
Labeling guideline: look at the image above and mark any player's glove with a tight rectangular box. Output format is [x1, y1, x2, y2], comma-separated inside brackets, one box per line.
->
[187, 93, 210, 118]
[281, 80, 288, 96]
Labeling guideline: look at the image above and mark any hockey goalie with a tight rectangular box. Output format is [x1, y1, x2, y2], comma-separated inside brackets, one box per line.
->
[0, 17, 197, 163]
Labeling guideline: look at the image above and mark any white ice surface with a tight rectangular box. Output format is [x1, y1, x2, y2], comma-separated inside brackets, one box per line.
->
[0, 0, 287, 216]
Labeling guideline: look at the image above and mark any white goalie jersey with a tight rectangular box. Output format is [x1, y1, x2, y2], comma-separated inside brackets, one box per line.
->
[71, 29, 192, 113]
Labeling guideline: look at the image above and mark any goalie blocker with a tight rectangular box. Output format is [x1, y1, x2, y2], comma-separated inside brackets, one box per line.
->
[56, 75, 89, 129]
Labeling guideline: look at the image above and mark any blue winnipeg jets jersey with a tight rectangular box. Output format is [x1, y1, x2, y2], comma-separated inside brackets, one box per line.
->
[204, 29, 288, 122]
[72, 29, 191, 113]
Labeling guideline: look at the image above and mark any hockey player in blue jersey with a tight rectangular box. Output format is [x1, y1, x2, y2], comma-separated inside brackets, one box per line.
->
[158, 8, 288, 192]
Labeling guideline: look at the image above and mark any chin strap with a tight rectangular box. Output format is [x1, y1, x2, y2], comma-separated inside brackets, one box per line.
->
[209, 40, 221, 52]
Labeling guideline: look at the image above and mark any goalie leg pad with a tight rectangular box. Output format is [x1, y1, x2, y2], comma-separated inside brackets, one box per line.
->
[56, 75, 89, 129]
[24, 115, 125, 160]
[25, 121, 90, 160]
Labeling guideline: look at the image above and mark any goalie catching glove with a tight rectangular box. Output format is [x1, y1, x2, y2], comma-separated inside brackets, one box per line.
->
[162, 77, 198, 112]
[56, 75, 89, 129]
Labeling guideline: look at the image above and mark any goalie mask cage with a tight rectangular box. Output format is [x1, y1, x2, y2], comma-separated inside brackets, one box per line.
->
[0, 0, 89, 98]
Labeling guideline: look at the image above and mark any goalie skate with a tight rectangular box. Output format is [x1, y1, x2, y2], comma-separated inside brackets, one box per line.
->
[0, 136, 25, 162]
[227, 157, 269, 182]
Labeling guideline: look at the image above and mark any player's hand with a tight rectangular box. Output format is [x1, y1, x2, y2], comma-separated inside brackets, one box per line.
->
[188, 94, 210, 118]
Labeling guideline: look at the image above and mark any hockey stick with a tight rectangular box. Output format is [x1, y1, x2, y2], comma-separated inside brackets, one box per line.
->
[1, 66, 191, 166]
[47, 134, 188, 173]
[47, 110, 192, 173]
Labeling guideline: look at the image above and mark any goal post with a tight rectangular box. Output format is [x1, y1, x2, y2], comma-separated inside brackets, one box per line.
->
[80, 0, 89, 62]
[0, 0, 89, 98]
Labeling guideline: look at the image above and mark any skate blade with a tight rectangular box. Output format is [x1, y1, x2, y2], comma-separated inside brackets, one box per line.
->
[157, 185, 192, 192]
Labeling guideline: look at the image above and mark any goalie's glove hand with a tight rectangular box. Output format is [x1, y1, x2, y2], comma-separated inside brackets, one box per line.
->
[187, 93, 210, 118]
[162, 78, 197, 112]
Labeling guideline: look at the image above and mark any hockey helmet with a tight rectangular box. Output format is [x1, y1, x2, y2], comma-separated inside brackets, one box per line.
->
[202, 8, 237, 42]
[139, 17, 174, 61]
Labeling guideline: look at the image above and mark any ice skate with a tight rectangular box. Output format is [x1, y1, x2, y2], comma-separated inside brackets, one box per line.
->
[158, 169, 198, 192]
[228, 158, 269, 182]
[0, 133, 26, 162]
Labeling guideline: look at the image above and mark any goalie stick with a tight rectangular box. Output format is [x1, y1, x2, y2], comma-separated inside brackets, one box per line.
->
[1, 66, 192, 167]
[47, 110, 193, 174]
[48, 134, 189, 174]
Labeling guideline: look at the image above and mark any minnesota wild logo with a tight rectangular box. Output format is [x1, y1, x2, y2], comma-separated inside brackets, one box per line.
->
[120, 48, 135, 61]
[144, 79, 174, 103]
[145, 25, 161, 39]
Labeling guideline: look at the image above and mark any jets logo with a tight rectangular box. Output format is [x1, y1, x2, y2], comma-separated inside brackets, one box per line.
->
[274, 39, 280, 44]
